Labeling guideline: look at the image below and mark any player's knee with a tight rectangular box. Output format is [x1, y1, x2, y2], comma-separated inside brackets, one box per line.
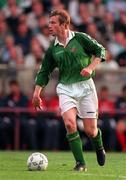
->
[65, 118, 76, 133]
[84, 127, 97, 138]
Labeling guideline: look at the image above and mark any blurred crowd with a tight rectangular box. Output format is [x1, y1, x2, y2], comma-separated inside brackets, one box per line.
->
[0, 0, 126, 151]
[0, 0, 126, 69]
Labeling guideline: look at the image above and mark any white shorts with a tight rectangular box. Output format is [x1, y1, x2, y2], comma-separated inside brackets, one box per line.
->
[56, 78, 98, 119]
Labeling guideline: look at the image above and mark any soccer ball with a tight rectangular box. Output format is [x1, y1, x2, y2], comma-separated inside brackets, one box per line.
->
[27, 152, 48, 171]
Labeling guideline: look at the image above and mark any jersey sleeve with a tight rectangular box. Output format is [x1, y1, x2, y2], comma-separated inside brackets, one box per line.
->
[35, 47, 56, 87]
[76, 32, 106, 61]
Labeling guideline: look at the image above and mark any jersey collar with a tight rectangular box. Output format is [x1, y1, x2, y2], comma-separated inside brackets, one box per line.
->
[54, 30, 75, 46]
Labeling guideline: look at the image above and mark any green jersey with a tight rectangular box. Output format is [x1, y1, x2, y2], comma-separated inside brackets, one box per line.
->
[35, 31, 106, 87]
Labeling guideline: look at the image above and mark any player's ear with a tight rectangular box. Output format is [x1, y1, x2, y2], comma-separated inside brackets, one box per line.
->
[61, 23, 67, 29]
[64, 23, 68, 29]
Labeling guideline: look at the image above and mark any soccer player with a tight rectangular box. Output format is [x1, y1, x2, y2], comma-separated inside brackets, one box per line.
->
[32, 9, 106, 171]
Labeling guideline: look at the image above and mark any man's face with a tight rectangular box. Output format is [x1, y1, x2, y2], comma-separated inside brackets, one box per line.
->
[49, 15, 65, 36]
[10, 84, 20, 94]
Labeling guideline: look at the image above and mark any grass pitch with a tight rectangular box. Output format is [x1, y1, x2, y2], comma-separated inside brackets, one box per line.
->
[0, 151, 126, 180]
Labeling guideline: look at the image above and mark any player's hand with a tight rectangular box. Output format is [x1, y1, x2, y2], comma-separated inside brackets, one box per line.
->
[80, 67, 92, 77]
[32, 94, 43, 111]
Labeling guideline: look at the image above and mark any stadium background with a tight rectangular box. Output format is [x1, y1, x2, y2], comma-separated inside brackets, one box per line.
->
[0, 0, 126, 152]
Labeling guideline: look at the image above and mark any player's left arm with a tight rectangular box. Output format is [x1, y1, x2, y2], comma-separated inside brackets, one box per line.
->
[81, 57, 101, 77]
[80, 33, 106, 77]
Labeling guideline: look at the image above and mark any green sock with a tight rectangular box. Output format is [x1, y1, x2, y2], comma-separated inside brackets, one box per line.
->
[91, 128, 103, 150]
[66, 131, 86, 165]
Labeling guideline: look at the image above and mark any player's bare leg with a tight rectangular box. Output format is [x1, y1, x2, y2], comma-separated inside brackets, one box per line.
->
[63, 108, 87, 171]
[83, 118, 106, 166]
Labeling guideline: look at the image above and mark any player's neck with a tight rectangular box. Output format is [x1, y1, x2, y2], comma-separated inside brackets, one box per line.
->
[57, 29, 69, 46]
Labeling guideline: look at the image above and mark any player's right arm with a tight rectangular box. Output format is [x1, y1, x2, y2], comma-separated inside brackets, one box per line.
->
[32, 46, 56, 110]
[32, 85, 44, 110]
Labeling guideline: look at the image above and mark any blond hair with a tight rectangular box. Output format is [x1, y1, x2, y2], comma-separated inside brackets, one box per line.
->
[49, 9, 70, 25]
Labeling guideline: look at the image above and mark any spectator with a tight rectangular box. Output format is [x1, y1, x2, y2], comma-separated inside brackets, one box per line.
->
[2, 79, 37, 150]
[36, 16, 52, 51]
[115, 30, 126, 67]
[15, 22, 32, 55]
[98, 86, 117, 151]
[88, 0, 106, 19]
[25, 37, 44, 69]
[5, 3, 21, 35]
[107, 30, 125, 58]
[18, 0, 32, 13]
[86, 22, 104, 44]
[68, 0, 81, 26]
[0, 15, 11, 51]
[76, 3, 92, 32]
[50, 0, 65, 11]
[18, 13, 28, 24]
[97, 50, 119, 70]
[2, 0, 22, 18]
[0, 35, 23, 65]
[102, 12, 115, 41]
[115, 85, 126, 152]
[106, 0, 126, 18]
[116, 50, 126, 67]
[27, 0, 45, 33]
[114, 11, 126, 33]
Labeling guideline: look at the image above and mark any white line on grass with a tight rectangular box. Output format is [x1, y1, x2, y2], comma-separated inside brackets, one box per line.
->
[119, 176, 126, 179]
[81, 173, 126, 179]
